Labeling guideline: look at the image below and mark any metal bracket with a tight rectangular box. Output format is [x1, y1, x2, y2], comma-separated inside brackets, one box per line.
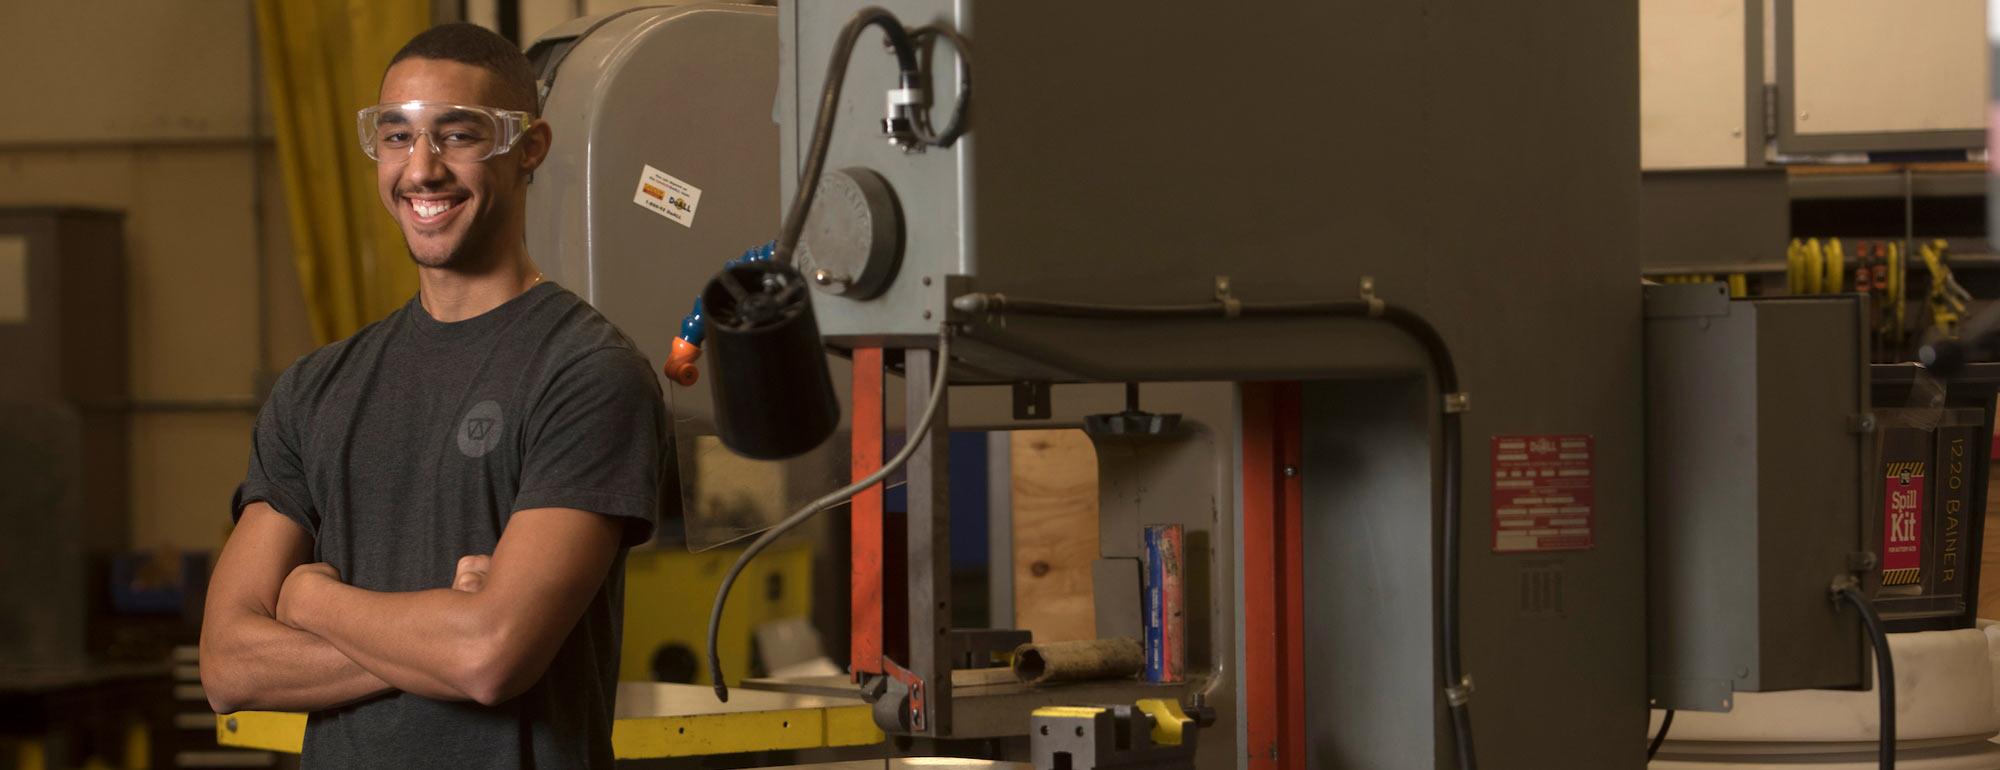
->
[881, 656, 927, 732]
[948, 628, 1033, 669]
[1013, 380, 1052, 420]
[856, 673, 889, 702]
[1444, 674, 1476, 707]
[1762, 83, 1779, 140]
[1214, 276, 1241, 318]
[1443, 392, 1471, 414]
[1359, 275, 1385, 317]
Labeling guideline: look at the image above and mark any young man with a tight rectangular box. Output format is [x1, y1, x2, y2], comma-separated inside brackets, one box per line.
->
[199, 23, 668, 768]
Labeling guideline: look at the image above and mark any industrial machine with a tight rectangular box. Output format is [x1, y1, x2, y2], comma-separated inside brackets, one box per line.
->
[518, 2, 1946, 769]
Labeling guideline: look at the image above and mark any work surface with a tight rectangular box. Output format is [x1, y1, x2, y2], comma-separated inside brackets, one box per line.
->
[760, 762, 1030, 769]
[216, 681, 884, 758]
[743, 672, 1187, 739]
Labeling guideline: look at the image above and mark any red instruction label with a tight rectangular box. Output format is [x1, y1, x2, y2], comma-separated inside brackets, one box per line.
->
[1492, 435, 1595, 553]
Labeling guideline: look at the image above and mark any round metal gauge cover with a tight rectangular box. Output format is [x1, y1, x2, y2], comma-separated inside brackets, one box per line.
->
[798, 167, 903, 300]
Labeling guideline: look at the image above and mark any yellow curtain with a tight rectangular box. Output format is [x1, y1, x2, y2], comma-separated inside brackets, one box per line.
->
[256, 0, 431, 344]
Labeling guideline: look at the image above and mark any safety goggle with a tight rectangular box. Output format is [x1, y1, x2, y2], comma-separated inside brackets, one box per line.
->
[356, 101, 533, 163]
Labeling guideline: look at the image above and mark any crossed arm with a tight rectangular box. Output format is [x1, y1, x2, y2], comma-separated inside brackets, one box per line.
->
[199, 502, 623, 713]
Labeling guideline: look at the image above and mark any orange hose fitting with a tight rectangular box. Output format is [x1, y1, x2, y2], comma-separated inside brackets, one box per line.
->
[664, 337, 702, 386]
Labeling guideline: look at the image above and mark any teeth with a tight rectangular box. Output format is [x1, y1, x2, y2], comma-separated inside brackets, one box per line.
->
[412, 199, 454, 218]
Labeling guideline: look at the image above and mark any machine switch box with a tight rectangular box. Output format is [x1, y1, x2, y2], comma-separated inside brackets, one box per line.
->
[1644, 284, 1870, 712]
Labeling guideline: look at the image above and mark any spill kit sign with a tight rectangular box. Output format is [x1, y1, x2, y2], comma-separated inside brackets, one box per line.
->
[1492, 435, 1595, 553]
[632, 165, 702, 228]
[1882, 461, 1925, 585]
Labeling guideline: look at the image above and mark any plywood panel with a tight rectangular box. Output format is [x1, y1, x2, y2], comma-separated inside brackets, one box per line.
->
[0, 144, 276, 551]
[0, 1, 255, 143]
[1982, 460, 2000, 621]
[1794, 0, 1987, 134]
[131, 412, 255, 552]
[130, 149, 262, 400]
[1641, 0, 1749, 170]
[0, 147, 263, 399]
[260, 145, 316, 369]
[0, 150, 142, 208]
[1011, 429, 1098, 642]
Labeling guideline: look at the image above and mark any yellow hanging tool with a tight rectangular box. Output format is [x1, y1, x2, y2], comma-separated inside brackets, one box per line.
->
[1919, 239, 1971, 335]
[1824, 238, 1844, 294]
[1888, 242, 1907, 346]
[1802, 238, 1825, 295]
[1800, 237, 1816, 294]
[1728, 273, 1747, 298]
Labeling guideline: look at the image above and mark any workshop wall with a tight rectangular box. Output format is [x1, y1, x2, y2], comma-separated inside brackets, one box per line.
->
[0, 1, 315, 553]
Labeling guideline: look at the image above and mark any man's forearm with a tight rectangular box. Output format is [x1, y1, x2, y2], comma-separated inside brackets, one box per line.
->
[289, 582, 510, 703]
[203, 611, 393, 713]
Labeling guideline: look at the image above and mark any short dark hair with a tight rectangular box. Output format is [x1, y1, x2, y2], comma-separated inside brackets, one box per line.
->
[386, 23, 539, 113]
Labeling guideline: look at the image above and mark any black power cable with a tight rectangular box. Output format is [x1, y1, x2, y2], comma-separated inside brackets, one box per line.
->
[774, 7, 921, 267]
[950, 291, 1477, 769]
[908, 23, 971, 148]
[774, 9, 971, 266]
[1837, 584, 1896, 770]
[1647, 709, 1674, 761]
[705, 332, 953, 702]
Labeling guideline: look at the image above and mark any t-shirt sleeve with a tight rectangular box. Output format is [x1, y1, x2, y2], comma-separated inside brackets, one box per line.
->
[232, 364, 318, 536]
[512, 347, 667, 546]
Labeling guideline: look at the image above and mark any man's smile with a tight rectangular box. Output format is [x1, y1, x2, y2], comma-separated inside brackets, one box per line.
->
[403, 193, 468, 226]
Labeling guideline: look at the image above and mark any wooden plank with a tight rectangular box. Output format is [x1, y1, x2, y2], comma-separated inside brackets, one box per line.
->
[1010, 429, 1099, 643]
[1787, 161, 1986, 176]
[1981, 459, 2000, 622]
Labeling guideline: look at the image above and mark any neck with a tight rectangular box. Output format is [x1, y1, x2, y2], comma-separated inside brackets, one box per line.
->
[417, 241, 543, 322]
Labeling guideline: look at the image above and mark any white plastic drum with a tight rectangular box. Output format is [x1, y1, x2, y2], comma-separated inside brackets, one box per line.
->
[1649, 628, 2000, 769]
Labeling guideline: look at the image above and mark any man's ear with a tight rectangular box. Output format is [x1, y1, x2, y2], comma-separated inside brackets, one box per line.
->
[518, 119, 553, 179]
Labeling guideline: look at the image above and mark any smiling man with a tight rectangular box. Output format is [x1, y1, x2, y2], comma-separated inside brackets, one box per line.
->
[199, 23, 668, 769]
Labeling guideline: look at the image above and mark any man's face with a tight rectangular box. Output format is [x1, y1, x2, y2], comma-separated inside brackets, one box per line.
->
[374, 58, 547, 269]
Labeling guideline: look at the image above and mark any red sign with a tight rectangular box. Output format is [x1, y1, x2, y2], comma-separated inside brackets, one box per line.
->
[1881, 462, 1925, 585]
[1492, 435, 1595, 553]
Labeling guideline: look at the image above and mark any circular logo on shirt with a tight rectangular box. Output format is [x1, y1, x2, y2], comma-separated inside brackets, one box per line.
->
[457, 400, 505, 458]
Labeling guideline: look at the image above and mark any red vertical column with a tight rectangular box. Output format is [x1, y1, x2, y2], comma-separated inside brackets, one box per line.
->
[850, 348, 885, 678]
[1276, 382, 1306, 767]
[1243, 382, 1306, 770]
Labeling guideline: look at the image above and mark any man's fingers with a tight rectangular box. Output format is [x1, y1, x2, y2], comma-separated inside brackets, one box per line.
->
[453, 554, 492, 592]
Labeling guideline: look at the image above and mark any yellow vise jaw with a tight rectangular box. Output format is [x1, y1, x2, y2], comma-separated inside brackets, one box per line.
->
[1135, 699, 1190, 747]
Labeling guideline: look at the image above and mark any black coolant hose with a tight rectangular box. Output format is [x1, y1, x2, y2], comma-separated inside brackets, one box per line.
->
[1647, 709, 1674, 760]
[1837, 584, 1895, 770]
[950, 291, 1478, 769]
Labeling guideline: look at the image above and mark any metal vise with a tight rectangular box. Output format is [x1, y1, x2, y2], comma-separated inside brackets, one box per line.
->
[1030, 699, 1212, 770]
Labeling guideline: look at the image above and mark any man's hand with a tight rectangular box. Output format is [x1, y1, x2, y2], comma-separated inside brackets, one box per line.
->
[277, 562, 341, 630]
[453, 555, 492, 593]
[200, 505, 392, 713]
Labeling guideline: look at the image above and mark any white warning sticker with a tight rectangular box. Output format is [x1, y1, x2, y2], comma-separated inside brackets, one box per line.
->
[632, 165, 702, 228]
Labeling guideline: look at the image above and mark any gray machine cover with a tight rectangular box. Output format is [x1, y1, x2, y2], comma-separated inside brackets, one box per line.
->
[527, 5, 846, 549]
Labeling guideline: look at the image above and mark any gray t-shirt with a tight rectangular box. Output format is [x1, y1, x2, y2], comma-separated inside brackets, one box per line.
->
[233, 282, 667, 769]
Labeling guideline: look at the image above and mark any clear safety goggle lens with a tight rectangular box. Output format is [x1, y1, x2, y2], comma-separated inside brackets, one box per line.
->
[356, 101, 531, 163]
